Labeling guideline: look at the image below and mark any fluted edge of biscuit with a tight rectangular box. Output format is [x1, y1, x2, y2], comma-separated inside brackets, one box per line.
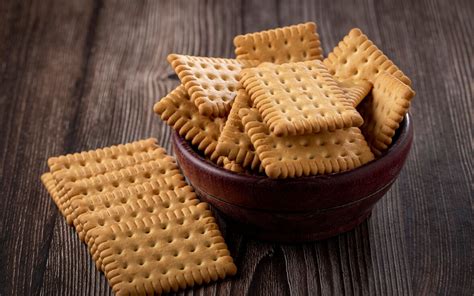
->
[240, 61, 364, 137]
[234, 22, 323, 63]
[167, 54, 255, 117]
[154, 85, 223, 161]
[93, 205, 237, 294]
[360, 72, 415, 156]
[47, 138, 158, 172]
[323, 28, 412, 86]
[240, 108, 374, 178]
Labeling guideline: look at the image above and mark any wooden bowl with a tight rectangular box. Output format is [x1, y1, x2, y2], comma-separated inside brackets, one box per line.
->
[172, 114, 413, 242]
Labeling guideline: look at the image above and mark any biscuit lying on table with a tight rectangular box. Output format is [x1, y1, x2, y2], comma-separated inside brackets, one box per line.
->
[93, 205, 237, 295]
[78, 184, 199, 270]
[42, 139, 164, 218]
[62, 159, 182, 225]
[41, 139, 237, 294]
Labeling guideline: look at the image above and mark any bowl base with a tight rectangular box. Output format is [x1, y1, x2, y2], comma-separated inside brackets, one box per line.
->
[194, 185, 375, 242]
[219, 209, 372, 242]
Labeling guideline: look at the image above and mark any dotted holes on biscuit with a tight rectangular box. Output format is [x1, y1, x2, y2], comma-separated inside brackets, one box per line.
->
[98, 218, 105, 226]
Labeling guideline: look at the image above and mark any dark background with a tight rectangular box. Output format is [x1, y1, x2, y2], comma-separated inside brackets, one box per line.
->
[0, 0, 472, 295]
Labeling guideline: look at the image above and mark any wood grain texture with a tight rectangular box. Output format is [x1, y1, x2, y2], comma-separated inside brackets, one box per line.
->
[0, 0, 472, 295]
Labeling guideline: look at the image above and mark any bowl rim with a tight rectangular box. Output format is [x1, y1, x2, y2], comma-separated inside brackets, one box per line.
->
[173, 113, 412, 182]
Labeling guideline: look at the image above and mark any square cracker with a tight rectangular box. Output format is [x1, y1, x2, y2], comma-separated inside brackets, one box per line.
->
[154, 85, 225, 161]
[69, 180, 197, 241]
[357, 72, 415, 156]
[50, 149, 167, 214]
[93, 205, 237, 295]
[59, 159, 184, 225]
[239, 108, 374, 178]
[240, 60, 363, 137]
[323, 28, 412, 86]
[74, 184, 199, 270]
[337, 79, 372, 107]
[234, 22, 323, 64]
[215, 89, 260, 170]
[168, 54, 255, 117]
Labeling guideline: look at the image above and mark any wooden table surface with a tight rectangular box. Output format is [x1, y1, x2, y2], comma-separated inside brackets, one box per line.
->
[1, 0, 472, 295]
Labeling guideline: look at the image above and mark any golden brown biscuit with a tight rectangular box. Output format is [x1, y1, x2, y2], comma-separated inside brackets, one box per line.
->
[154, 85, 225, 161]
[60, 159, 183, 225]
[234, 22, 323, 64]
[75, 184, 199, 270]
[69, 181, 197, 241]
[240, 60, 363, 136]
[93, 205, 237, 295]
[50, 149, 167, 216]
[47, 138, 158, 172]
[217, 156, 246, 173]
[324, 28, 411, 86]
[215, 89, 260, 170]
[358, 72, 415, 156]
[240, 108, 374, 178]
[337, 79, 372, 107]
[168, 54, 255, 117]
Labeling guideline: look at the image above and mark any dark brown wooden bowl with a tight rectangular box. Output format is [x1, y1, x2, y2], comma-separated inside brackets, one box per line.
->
[172, 114, 413, 242]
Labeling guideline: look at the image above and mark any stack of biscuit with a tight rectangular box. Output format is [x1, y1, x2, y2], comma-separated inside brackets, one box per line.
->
[41, 139, 237, 295]
[155, 22, 415, 178]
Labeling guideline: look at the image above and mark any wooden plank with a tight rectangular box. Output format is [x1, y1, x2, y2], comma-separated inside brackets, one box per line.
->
[0, 0, 472, 295]
[0, 0, 97, 295]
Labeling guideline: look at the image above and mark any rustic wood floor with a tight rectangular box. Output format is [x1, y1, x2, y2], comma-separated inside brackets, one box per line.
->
[0, 0, 472, 295]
